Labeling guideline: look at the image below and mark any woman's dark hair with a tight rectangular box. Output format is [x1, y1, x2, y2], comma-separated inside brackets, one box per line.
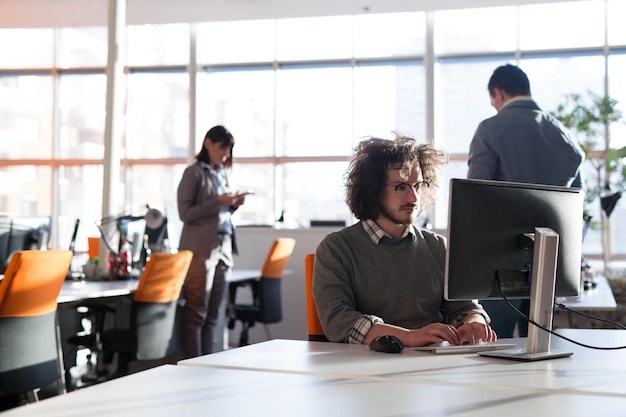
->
[345, 133, 447, 220]
[196, 125, 235, 168]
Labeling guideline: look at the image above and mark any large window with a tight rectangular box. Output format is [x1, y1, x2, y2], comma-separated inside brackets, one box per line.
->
[355, 61, 426, 141]
[196, 67, 276, 158]
[125, 71, 189, 159]
[1, 0, 624, 260]
[0, 29, 54, 68]
[0, 74, 54, 159]
[58, 73, 107, 159]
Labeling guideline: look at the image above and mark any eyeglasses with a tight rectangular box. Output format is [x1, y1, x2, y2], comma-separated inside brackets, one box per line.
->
[387, 181, 431, 196]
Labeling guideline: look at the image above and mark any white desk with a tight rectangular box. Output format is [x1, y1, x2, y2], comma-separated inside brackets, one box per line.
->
[556, 276, 617, 311]
[57, 268, 261, 305]
[555, 276, 617, 327]
[3, 364, 626, 417]
[228, 269, 292, 282]
[57, 279, 139, 305]
[1, 274, 138, 305]
[179, 329, 626, 398]
[229, 268, 261, 282]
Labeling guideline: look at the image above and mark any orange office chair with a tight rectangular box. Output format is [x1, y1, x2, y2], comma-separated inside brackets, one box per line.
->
[227, 238, 296, 346]
[0, 250, 73, 409]
[68, 250, 192, 379]
[304, 253, 328, 342]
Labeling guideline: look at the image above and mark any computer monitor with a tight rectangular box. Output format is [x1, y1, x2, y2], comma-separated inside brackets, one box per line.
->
[0, 214, 52, 274]
[444, 179, 584, 361]
[309, 220, 346, 228]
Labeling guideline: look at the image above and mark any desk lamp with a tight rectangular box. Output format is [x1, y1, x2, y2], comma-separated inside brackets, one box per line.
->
[96, 205, 167, 280]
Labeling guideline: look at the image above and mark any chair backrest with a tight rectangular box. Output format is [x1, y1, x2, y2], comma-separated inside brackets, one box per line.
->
[0, 250, 73, 395]
[260, 238, 296, 279]
[133, 250, 193, 303]
[0, 250, 72, 317]
[257, 238, 296, 323]
[132, 250, 193, 360]
[304, 253, 327, 342]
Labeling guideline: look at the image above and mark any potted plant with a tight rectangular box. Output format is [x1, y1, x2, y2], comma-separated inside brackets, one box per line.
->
[551, 90, 625, 274]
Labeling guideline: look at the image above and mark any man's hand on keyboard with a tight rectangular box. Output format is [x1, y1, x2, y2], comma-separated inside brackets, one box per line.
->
[458, 315, 497, 345]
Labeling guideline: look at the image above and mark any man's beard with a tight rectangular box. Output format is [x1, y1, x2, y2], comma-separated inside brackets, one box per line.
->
[380, 204, 419, 226]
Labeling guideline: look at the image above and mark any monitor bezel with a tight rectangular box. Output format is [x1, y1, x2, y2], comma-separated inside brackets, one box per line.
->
[0, 214, 52, 273]
[444, 178, 583, 302]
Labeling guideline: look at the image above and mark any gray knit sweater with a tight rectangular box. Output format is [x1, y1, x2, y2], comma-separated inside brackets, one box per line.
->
[313, 222, 486, 343]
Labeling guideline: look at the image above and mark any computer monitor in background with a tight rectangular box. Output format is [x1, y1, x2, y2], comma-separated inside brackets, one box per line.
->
[444, 179, 584, 361]
[0, 214, 52, 274]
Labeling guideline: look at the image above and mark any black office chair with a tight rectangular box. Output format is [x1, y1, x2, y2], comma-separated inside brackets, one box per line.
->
[67, 251, 192, 379]
[0, 250, 73, 410]
[227, 238, 296, 346]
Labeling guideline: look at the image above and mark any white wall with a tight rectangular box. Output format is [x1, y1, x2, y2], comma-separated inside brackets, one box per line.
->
[226, 226, 339, 346]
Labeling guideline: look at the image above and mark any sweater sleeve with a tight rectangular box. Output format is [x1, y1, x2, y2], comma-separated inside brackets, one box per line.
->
[313, 231, 370, 343]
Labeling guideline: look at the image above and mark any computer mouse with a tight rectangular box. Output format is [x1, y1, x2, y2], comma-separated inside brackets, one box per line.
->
[369, 335, 405, 353]
[583, 278, 597, 291]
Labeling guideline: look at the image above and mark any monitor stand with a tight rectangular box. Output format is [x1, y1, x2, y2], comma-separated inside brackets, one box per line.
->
[480, 227, 574, 362]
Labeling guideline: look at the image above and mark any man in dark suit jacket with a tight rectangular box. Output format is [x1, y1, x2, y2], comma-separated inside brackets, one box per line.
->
[468, 64, 585, 337]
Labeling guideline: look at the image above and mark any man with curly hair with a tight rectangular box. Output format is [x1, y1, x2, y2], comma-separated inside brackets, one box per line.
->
[313, 133, 496, 347]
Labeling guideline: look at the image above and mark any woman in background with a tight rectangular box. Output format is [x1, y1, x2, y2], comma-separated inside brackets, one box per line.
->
[177, 125, 248, 357]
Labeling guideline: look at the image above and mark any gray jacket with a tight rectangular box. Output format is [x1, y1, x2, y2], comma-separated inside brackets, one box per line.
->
[177, 161, 238, 258]
[468, 99, 585, 187]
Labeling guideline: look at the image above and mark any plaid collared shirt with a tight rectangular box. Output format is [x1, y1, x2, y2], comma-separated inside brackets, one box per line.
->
[362, 218, 415, 244]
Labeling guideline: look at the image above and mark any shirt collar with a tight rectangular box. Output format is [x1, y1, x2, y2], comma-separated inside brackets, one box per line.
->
[199, 160, 221, 174]
[501, 95, 532, 110]
[362, 219, 416, 244]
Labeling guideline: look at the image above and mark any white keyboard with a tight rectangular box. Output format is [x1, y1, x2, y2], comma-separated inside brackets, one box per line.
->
[413, 342, 517, 355]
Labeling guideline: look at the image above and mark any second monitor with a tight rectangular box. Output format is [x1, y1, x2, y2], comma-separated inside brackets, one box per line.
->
[0, 214, 51, 274]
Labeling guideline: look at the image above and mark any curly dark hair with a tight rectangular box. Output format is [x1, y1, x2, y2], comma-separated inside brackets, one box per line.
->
[345, 133, 447, 220]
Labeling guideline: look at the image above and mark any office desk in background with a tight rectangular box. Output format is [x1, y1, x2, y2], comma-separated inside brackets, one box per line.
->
[554, 276, 618, 327]
[228, 269, 261, 282]
[4, 330, 626, 417]
[56, 278, 141, 390]
[556, 276, 617, 311]
[57, 268, 261, 306]
[58, 279, 139, 306]
[56, 269, 261, 379]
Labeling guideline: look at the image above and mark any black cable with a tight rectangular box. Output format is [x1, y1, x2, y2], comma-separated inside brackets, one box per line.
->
[494, 275, 626, 351]
[555, 302, 626, 331]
